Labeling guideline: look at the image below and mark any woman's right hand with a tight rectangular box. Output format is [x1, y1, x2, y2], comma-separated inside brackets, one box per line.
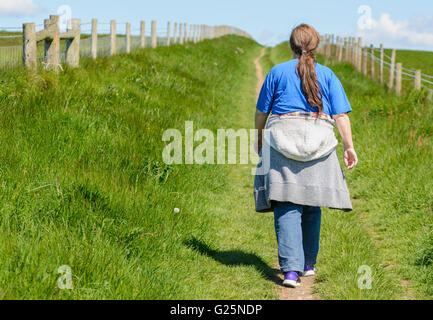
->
[344, 148, 358, 170]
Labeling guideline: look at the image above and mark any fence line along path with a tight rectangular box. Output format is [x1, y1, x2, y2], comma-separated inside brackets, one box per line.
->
[318, 33, 433, 97]
[0, 14, 252, 71]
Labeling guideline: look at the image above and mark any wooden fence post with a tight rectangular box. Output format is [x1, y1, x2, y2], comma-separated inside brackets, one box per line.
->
[370, 44, 375, 78]
[167, 22, 171, 46]
[44, 15, 60, 70]
[330, 34, 334, 58]
[388, 49, 396, 89]
[193, 24, 197, 43]
[322, 35, 326, 56]
[352, 37, 357, 66]
[189, 24, 193, 42]
[140, 21, 145, 48]
[344, 37, 349, 62]
[322, 34, 325, 56]
[335, 36, 338, 58]
[151, 20, 157, 48]
[199, 25, 202, 41]
[126, 23, 131, 53]
[23, 23, 37, 70]
[173, 23, 178, 44]
[335, 36, 339, 59]
[414, 70, 422, 90]
[357, 38, 362, 68]
[348, 37, 352, 63]
[362, 47, 368, 75]
[184, 23, 188, 42]
[396, 63, 402, 96]
[379, 44, 384, 83]
[65, 18, 81, 67]
[357, 37, 362, 71]
[179, 23, 184, 44]
[91, 18, 98, 59]
[326, 35, 331, 58]
[110, 20, 116, 55]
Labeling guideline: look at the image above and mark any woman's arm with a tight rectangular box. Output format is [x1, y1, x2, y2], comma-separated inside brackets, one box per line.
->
[255, 109, 270, 154]
[333, 113, 358, 170]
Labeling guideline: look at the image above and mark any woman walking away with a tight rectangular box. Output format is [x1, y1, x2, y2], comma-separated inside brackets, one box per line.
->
[254, 24, 358, 288]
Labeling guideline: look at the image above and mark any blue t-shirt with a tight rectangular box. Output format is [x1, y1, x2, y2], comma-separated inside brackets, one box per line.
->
[256, 59, 352, 116]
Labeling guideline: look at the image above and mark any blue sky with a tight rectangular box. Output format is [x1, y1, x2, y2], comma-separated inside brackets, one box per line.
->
[1, 0, 433, 50]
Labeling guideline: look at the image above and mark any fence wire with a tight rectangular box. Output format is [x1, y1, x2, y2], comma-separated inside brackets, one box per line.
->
[0, 21, 250, 71]
[0, 46, 22, 70]
[320, 36, 433, 95]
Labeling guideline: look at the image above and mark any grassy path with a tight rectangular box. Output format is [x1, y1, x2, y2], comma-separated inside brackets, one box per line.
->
[186, 40, 433, 300]
[196, 44, 279, 299]
[256, 43, 430, 300]
[253, 48, 318, 300]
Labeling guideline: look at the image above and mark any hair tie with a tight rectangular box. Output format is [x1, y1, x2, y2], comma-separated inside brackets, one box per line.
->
[302, 50, 308, 54]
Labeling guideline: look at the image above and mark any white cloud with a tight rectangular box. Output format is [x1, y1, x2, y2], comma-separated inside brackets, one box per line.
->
[0, 0, 41, 16]
[358, 13, 433, 50]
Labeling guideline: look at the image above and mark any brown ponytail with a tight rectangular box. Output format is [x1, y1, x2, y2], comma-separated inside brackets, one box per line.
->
[290, 24, 323, 113]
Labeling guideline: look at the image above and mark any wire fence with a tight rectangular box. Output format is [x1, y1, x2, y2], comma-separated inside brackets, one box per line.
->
[0, 19, 251, 71]
[318, 34, 433, 96]
[0, 45, 22, 70]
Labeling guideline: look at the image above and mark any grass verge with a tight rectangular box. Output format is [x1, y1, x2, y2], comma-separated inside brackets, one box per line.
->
[0, 35, 279, 299]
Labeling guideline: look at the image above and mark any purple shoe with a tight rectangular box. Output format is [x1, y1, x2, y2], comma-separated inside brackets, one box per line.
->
[302, 265, 315, 277]
[283, 271, 301, 288]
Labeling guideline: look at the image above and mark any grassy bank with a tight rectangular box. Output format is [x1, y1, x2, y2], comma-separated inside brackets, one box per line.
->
[0, 35, 281, 299]
[262, 42, 433, 299]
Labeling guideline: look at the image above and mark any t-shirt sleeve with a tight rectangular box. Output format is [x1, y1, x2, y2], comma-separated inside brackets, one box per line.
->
[256, 70, 275, 114]
[329, 72, 352, 116]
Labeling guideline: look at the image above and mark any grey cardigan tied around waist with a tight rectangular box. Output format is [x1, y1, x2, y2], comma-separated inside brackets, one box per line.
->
[254, 112, 353, 212]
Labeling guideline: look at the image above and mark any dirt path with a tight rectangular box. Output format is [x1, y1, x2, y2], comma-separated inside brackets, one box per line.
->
[253, 48, 319, 301]
[254, 49, 266, 97]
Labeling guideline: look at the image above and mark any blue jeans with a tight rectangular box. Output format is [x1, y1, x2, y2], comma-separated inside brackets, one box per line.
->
[274, 202, 322, 273]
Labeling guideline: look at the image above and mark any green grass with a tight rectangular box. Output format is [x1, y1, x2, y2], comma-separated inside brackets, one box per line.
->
[2, 32, 433, 300]
[263, 42, 433, 299]
[385, 49, 433, 75]
[0, 35, 281, 299]
[0, 31, 22, 47]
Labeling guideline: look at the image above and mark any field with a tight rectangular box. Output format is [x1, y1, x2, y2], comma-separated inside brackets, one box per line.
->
[385, 48, 433, 75]
[0, 34, 432, 299]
